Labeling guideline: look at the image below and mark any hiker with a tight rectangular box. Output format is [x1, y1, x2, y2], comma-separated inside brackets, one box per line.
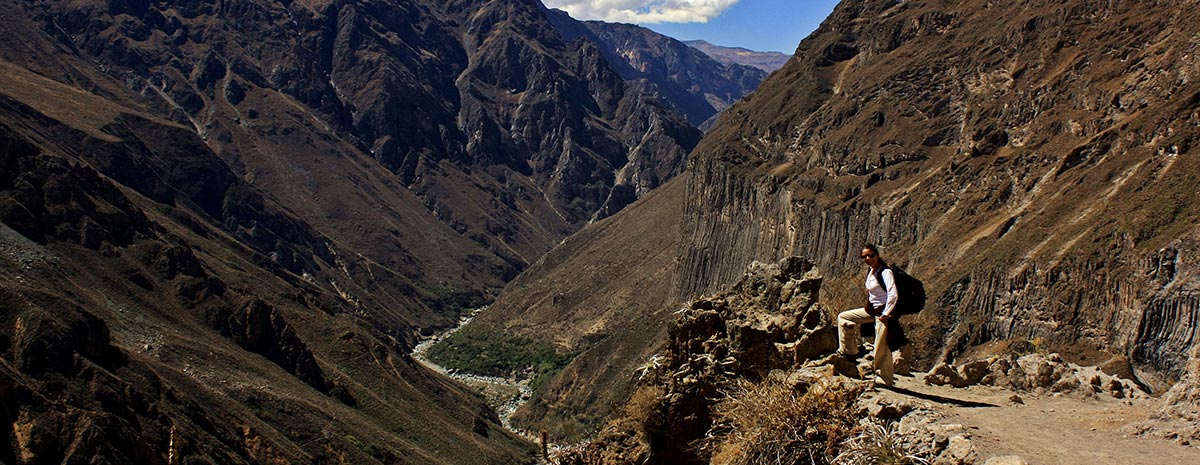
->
[837, 244, 907, 386]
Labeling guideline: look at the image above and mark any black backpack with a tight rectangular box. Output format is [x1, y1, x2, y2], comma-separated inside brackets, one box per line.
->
[874, 265, 926, 315]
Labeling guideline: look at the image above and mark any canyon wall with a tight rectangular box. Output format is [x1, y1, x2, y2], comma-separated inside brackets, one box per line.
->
[679, 0, 1200, 378]
[486, 0, 1200, 435]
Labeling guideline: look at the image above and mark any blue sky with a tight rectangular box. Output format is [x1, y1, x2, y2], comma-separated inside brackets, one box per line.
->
[543, 1, 843, 53]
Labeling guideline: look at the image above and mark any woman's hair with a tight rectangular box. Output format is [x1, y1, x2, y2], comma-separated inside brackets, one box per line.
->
[863, 244, 888, 268]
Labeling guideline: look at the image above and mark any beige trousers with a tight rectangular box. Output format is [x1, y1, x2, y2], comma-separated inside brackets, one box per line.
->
[836, 307, 893, 385]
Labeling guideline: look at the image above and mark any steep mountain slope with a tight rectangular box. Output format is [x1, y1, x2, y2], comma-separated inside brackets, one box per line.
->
[0, 0, 705, 462]
[546, 9, 767, 128]
[481, 0, 1200, 435]
[475, 177, 687, 435]
[15, 0, 699, 322]
[682, 0, 1200, 379]
[0, 80, 531, 464]
[684, 40, 791, 73]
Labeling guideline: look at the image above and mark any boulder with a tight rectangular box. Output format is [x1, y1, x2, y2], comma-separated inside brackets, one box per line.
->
[927, 353, 1148, 400]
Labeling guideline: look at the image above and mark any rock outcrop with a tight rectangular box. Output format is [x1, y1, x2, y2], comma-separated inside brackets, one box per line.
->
[552, 258, 835, 461]
[924, 353, 1147, 400]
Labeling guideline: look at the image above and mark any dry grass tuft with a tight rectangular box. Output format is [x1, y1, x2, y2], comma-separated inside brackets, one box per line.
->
[623, 385, 666, 435]
[834, 419, 932, 465]
[704, 376, 862, 465]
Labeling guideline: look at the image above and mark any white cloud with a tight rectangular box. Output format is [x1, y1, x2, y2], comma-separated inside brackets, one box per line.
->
[544, 0, 740, 24]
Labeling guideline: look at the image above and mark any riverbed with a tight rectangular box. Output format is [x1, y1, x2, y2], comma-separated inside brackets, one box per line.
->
[411, 308, 535, 436]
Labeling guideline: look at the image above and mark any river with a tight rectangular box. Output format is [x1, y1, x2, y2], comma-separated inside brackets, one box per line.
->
[411, 308, 535, 436]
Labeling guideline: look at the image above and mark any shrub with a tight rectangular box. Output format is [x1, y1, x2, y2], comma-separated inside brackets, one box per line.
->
[624, 385, 666, 438]
[834, 419, 931, 465]
[704, 376, 862, 465]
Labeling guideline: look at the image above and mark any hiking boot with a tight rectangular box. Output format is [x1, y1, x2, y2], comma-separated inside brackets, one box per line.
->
[836, 350, 863, 361]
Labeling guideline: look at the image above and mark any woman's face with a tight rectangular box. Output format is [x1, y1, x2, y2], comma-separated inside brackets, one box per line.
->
[861, 248, 880, 268]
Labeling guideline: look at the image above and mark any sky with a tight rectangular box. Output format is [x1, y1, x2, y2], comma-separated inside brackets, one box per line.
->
[542, 0, 843, 54]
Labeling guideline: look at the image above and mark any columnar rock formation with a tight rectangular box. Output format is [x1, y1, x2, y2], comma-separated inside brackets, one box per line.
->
[483, 0, 1200, 434]
[679, 0, 1200, 380]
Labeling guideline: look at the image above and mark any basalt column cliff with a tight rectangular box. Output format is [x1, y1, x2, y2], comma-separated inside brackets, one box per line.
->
[681, 0, 1200, 382]
[480, 0, 1200, 435]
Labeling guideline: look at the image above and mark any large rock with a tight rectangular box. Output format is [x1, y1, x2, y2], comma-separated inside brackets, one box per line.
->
[556, 258, 837, 463]
[924, 353, 1148, 400]
[662, 257, 836, 384]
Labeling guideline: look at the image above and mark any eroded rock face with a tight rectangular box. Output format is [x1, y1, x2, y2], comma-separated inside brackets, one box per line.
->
[546, 9, 767, 128]
[1, 303, 159, 465]
[0, 131, 150, 249]
[1, 0, 712, 460]
[206, 299, 330, 393]
[1132, 346, 1200, 443]
[2, 0, 578, 458]
[677, 0, 1200, 381]
[0, 127, 532, 463]
[16, 0, 699, 322]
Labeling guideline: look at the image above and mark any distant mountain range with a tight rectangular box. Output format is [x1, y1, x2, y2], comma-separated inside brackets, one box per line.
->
[685, 39, 792, 73]
[546, 9, 769, 129]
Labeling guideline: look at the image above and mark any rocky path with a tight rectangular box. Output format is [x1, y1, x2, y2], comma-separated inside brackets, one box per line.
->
[877, 374, 1199, 464]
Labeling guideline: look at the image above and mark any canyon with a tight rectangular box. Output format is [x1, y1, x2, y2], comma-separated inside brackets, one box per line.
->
[3, 0, 1199, 463]
[471, 0, 1200, 441]
[0, 0, 762, 463]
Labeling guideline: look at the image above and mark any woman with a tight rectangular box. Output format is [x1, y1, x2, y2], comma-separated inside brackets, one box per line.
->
[837, 244, 898, 386]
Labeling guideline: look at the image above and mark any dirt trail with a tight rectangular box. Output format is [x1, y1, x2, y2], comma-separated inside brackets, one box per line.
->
[877, 375, 1199, 464]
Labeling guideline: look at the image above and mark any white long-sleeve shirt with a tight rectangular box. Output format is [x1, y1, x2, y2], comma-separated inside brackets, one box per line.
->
[866, 268, 898, 316]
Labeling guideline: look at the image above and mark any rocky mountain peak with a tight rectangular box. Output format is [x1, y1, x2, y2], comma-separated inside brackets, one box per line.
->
[545, 8, 767, 128]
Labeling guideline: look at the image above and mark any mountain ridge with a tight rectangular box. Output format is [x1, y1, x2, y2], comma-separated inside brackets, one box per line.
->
[684, 39, 791, 73]
[545, 8, 768, 129]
